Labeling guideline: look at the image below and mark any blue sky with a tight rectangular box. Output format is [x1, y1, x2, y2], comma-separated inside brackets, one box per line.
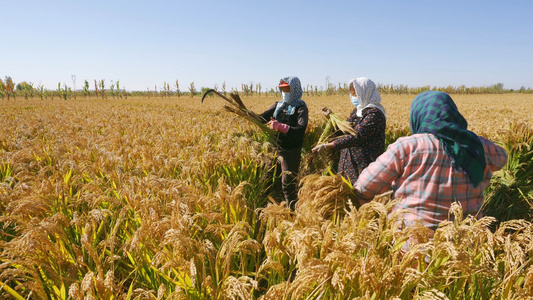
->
[1, 0, 532, 92]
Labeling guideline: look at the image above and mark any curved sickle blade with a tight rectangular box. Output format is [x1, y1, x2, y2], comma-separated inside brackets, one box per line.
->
[201, 89, 220, 103]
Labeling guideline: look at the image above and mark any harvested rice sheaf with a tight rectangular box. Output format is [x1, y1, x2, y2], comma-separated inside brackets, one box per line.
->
[316, 112, 356, 146]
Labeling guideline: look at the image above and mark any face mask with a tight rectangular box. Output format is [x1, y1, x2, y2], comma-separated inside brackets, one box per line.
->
[350, 95, 360, 107]
[282, 92, 291, 102]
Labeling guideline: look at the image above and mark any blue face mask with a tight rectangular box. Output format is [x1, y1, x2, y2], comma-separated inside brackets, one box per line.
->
[350, 95, 360, 107]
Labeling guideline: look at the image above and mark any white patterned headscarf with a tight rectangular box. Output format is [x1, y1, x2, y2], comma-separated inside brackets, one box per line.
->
[350, 77, 386, 119]
[273, 76, 306, 119]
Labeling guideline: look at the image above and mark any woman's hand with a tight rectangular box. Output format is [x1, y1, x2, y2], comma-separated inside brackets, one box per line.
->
[269, 118, 290, 134]
[312, 143, 333, 153]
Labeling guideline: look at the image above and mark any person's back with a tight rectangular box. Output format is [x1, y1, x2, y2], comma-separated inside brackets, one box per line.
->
[353, 91, 508, 231]
[355, 132, 507, 230]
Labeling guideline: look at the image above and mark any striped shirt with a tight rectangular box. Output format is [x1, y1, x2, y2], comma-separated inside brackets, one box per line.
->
[354, 133, 508, 230]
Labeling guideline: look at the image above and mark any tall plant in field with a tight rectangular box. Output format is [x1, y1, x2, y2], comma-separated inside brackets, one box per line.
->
[99, 79, 106, 99]
[57, 82, 69, 100]
[36, 83, 45, 100]
[109, 81, 115, 99]
[241, 83, 251, 96]
[116, 81, 121, 99]
[83, 80, 90, 99]
[189, 82, 195, 98]
[164, 81, 170, 97]
[94, 80, 98, 98]
[3, 76, 14, 100]
[175, 79, 180, 97]
[0, 78, 5, 100]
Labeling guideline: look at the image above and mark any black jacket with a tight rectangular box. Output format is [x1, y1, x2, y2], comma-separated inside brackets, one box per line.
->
[260, 102, 308, 150]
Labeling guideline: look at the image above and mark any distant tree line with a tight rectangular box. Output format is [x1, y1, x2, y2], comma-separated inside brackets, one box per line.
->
[1, 76, 532, 100]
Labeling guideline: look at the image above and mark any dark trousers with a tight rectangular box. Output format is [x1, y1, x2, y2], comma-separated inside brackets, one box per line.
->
[265, 148, 302, 208]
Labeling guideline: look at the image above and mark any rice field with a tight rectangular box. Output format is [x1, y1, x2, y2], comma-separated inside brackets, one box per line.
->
[1, 93, 532, 299]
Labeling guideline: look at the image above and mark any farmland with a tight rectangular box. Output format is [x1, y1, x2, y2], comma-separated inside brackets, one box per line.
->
[1, 93, 532, 299]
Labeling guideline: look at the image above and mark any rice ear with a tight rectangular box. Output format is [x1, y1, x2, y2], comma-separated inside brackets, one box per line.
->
[229, 92, 247, 110]
[204, 89, 279, 147]
[329, 114, 356, 135]
[315, 111, 357, 147]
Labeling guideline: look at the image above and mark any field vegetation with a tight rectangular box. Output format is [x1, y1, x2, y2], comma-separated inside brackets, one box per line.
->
[1, 76, 533, 102]
[0, 92, 532, 299]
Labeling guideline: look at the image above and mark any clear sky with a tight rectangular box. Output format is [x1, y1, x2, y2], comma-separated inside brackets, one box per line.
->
[2, 0, 532, 92]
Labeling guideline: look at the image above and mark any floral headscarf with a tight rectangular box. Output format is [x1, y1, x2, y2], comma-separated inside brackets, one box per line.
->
[350, 77, 386, 118]
[273, 76, 306, 119]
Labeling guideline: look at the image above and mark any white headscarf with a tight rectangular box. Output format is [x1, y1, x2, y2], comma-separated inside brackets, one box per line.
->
[350, 77, 386, 119]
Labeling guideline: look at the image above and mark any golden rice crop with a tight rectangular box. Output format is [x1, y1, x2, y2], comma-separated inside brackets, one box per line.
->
[0, 94, 532, 299]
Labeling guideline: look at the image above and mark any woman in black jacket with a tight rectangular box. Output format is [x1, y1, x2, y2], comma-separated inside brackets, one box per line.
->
[260, 76, 308, 209]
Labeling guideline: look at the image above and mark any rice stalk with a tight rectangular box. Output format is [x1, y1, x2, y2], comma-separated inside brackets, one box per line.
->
[315, 112, 356, 146]
[202, 89, 279, 147]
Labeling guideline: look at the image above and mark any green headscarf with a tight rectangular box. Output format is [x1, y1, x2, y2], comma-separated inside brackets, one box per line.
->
[410, 91, 486, 186]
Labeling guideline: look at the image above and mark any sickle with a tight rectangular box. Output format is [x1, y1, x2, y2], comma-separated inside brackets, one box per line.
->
[201, 89, 228, 103]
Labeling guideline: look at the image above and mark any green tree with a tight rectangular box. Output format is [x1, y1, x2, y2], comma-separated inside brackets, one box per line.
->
[493, 83, 504, 93]
[16, 81, 32, 91]
[16, 81, 33, 100]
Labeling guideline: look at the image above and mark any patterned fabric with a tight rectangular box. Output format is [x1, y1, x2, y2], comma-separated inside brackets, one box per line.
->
[273, 76, 306, 119]
[333, 107, 386, 185]
[354, 133, 507, 230]
[350, 78, 386, 118]
[410, 91, 486, 186]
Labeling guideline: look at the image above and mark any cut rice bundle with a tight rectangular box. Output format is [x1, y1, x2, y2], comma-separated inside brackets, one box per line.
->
[316, 112, 356, 146]
[202, 89, 279, 147]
